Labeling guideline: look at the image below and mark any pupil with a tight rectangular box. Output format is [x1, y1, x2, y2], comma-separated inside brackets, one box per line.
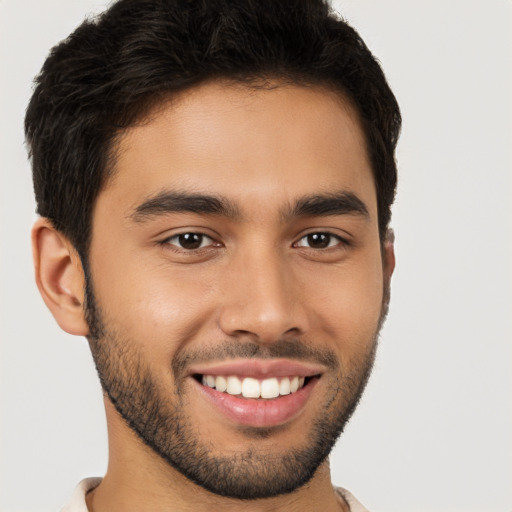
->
[308, 233, 330, 248]
[179, 233, 202, 249]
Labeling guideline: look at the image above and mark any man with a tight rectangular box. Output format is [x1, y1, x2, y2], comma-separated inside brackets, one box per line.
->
[25, 0, 400, 510]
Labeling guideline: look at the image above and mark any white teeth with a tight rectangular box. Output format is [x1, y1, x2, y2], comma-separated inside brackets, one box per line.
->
[290, 376, 300, 393]
[279, 377, 291, 395]
[215, 376, 227, 392]
[241, 377, 260, 398]
[226, 376, 242, 395]
[261, 377, 280, 399]
[202, 374, 308, 399]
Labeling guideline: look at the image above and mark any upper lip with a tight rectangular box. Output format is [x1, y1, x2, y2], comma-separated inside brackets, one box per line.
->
[188, 358, 325, 379]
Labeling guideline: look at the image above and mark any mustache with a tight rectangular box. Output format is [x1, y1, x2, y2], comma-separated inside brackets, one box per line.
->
[171, 338, 339, 378]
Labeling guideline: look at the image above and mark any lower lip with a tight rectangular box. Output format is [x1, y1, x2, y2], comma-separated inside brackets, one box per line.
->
[193, 378, 318, 427]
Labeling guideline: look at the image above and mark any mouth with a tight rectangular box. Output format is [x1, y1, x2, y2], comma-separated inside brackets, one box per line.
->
[189, 359, 323, 428]
[195, 374, 311, 399]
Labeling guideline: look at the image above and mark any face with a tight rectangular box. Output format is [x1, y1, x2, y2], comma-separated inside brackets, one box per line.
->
[86, 82, 391, 499]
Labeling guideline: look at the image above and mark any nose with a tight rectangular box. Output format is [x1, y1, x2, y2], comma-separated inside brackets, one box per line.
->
[218, 249, 307, 344]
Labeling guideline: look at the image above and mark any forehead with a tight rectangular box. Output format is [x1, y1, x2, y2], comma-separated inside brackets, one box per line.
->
[102, 81, 376, 219]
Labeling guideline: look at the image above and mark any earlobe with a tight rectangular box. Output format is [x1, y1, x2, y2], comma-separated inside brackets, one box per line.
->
[383, 228, 396, 285]
[31, 218, 89, 336]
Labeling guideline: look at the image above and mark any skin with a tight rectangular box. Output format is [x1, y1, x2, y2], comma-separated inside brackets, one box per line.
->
[32, 82, 395, 512]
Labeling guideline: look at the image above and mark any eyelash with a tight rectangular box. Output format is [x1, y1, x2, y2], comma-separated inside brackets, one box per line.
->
[160, 231, 349, 252]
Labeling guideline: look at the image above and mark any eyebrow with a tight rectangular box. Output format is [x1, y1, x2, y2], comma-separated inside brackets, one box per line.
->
[130, 189, 369, 223]
[131, 190, 241, 222]
[283, 191, 370, 220]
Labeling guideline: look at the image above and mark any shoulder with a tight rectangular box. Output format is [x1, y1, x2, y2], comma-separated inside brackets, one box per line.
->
[336, 486, 371, 512]
[60, 477, 102, 512]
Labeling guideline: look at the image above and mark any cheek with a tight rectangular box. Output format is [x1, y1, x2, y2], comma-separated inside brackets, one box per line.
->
[90, 251, 219, 355]
[302, 253, 384, 350]
[89, 224, 384, 363]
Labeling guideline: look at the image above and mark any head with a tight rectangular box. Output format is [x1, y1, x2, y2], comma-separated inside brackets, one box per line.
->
[27, 0, 400, 502]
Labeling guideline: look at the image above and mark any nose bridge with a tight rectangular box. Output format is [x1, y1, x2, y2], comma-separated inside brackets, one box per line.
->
[218, 241, 304, 342]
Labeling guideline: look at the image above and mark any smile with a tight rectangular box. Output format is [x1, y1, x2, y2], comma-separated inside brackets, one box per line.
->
[189, 359, 323, 428]
[200, 374, 307, 399]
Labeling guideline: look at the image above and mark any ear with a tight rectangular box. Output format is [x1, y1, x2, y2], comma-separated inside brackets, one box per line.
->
[31, 218, 89, 336]
[382, 228, 396, 286]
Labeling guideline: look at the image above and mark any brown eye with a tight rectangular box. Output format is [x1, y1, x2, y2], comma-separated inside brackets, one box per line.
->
[307, 233, 329, 248]
[165, 233, 214, 250]
[296, 232, 341, 249]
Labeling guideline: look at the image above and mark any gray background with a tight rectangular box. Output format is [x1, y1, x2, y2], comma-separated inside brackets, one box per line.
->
[1, 1, 511, 511]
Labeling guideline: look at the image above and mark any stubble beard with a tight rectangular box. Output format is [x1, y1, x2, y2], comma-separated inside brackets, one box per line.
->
[84, 271, 389, 500]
